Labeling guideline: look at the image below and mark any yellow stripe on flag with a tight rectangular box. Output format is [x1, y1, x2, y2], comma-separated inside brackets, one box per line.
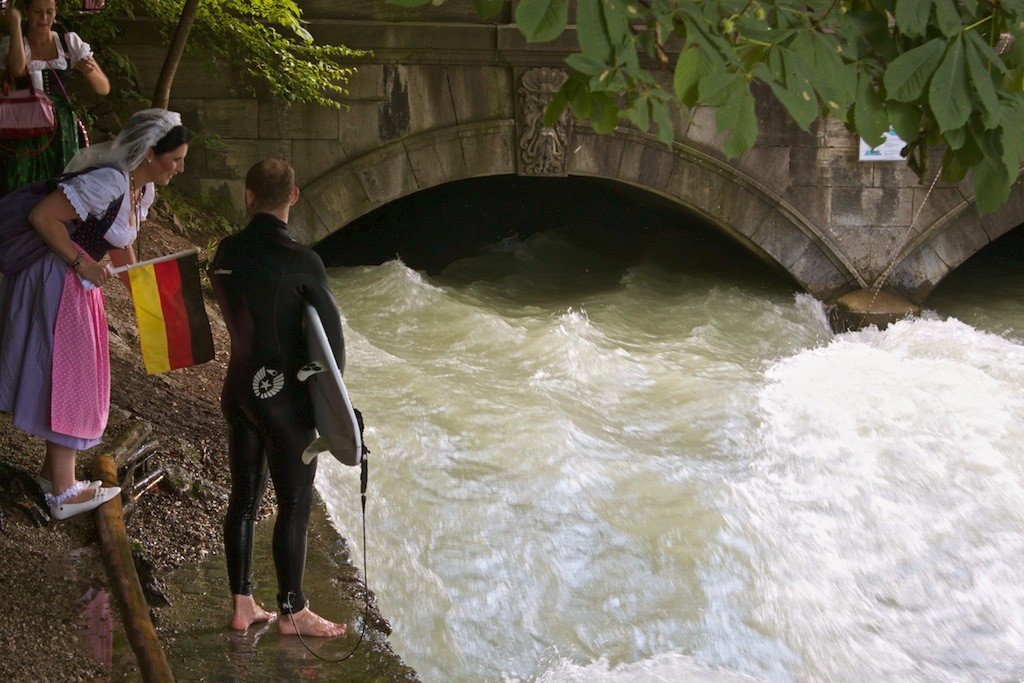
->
[128, 264, 171, 374]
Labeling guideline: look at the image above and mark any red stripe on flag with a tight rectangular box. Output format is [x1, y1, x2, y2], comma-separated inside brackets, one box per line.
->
[154, 259, 194, 370]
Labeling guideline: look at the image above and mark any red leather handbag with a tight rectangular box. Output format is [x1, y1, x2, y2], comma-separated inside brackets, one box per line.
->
[0, 77, 56, 140]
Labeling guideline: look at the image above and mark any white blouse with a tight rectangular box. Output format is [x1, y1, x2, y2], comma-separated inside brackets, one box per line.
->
[0, 31, 93, 91]
[59, 167, 154, 249]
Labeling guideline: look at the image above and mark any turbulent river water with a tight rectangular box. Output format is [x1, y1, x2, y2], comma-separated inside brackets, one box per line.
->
[315, 215, 1024, 682]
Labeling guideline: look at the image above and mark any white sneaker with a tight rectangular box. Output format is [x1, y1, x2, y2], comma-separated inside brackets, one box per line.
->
[35, 477, 103, 495]
[46, 485, 121, 521]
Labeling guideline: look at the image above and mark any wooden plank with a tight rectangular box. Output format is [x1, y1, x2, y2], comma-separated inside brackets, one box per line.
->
[92, 424, 174, 683]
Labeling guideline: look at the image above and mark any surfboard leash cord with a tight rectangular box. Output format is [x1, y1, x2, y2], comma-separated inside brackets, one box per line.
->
[287, 452, 371, 663]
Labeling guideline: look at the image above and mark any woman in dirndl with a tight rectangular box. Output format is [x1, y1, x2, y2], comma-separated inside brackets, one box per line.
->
[1, 0, 110, 195]
[0, 108, 189, 520]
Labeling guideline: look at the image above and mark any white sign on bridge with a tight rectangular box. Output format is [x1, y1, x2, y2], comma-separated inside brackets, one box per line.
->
[859, 127, 906, 162]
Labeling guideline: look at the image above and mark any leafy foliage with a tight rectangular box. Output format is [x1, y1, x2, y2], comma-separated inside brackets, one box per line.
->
[71, 0, 366, 109]
[389, 0, 1024, 213]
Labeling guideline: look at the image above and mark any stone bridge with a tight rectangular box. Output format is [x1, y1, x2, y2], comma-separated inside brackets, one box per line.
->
[118, 1, 1024, 317]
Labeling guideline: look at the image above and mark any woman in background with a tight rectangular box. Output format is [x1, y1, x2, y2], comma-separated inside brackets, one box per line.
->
[1, 0, 110, 194]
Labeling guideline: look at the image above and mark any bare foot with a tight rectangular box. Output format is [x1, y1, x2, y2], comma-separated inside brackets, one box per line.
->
[230, 594, 277, 631]
[278, 606, 346, 638]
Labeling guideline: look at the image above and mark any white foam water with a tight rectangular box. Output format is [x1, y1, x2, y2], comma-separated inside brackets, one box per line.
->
[710, 317, 1024, 682]
[317, 246, 1024, 682]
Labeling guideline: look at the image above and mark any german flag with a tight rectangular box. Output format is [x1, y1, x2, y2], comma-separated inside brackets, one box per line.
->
[126, 249, 215, 375]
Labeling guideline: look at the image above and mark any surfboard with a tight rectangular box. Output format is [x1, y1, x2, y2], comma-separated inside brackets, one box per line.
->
[297, 303, 363, 466]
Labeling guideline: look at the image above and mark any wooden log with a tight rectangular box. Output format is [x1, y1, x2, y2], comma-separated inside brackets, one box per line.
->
[109, 421, 154, 469]
[93, 424, 174, 683]
[119, 440, 161, 472]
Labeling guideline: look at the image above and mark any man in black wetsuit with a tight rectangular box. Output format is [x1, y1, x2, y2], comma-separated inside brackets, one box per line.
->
[210, 158, 346, 637]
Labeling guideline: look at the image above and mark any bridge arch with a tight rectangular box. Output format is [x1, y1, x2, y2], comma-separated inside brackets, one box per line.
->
[290, 120, 863, 301]
[884, 183, 1024, 302]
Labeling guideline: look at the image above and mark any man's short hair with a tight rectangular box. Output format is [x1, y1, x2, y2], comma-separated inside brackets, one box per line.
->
[246, 158, 295, 212]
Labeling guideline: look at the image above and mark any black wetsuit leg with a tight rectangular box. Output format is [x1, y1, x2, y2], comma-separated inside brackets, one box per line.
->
[261, 406, 317, 614]
[223, 408, 270, 598]
[222, 365, 317, 613]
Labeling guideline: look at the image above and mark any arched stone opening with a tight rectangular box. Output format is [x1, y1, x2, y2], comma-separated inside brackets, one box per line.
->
[290, 122, 862, 301]
[313, 175, 799, 298]
[885, 182, 1024, 304]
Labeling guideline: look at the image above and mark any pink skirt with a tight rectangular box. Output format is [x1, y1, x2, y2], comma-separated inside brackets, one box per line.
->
[50, 268, 109, 439]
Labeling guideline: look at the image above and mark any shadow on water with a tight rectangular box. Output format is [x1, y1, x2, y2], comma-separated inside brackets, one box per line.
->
[108, 499, 419, 682]
[315, 176, 795, 297]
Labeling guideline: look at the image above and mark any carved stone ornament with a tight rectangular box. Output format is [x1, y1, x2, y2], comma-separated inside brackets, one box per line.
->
[517, 68, 570, 176]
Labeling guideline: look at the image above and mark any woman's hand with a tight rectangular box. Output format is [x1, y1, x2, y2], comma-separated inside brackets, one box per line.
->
[76, 258, 111, 288]
[4, 3, 26, 78]
[75, 54, 110, 95]
[108, 245, 134, 287]
[75, 56, 98, 75]
[4, 4, 22, 32]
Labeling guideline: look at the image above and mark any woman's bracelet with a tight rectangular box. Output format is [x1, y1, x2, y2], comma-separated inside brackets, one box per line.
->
[69, 251, 84, 271]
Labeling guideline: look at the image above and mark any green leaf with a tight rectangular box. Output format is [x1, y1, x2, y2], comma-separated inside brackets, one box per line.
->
[590, 93, 620, 133]
[933, 0, 962, 38]
[602, 0, 631, 49]
[717, 87, 758, 158]
[635, 32, 654, 59]
[928, 37, 972, 133]
[622, 98, 651, 131]
[733, 17, 797, 45]
[676, 11, 732, 58]
[971, 157, 1011, 214]
[965, 31, 1008, 76]
[854, 73, 888, 146]
[808, 34, 857, 114]
[542, 88, 570, 126]
[565, 52, 607, 76]
[883, 38, 946, 102]
[651, 99, 675, 145]
[782, 50, 819, 118]
[699, 71, 744, 107]
[842, 9, 899, 62]
[999, 102, 1024, 169]
[893, 0, 931, 38]
[754, 61, 817, 130]
[576, 0, 612, 63]
[673, 47, 712, 107]
[944, 125, 966, 150]
[964, 40, 1002, 128]
[514, 0, 568, 43]
[472, 0, 504, 20]
[570, 87, 592, 119]
[885, 100, 921, 142]
[940, 134, 980, 183]
[766, 81, 818, 131]
[542, 71, 586, 125]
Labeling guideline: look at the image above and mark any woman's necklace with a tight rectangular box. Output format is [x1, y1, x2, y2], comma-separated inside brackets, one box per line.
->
[128, 173, 140, 226]
[129, 172, 144, 257]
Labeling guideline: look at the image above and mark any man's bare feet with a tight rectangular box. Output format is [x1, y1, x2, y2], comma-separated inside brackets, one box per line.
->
[230, 594, 277, 631]
[278, 606, 346, 638]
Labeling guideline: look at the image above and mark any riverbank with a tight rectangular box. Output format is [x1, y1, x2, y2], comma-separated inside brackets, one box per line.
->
[0, 197, 415, 681]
